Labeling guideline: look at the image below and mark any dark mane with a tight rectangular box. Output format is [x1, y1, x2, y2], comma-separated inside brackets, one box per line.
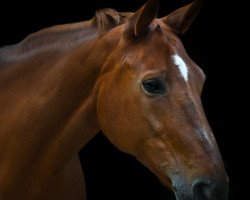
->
[92, 8, 133, 35]
[0, 9, 132, 56]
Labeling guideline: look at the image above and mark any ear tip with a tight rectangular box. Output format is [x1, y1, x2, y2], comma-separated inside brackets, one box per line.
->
[193, 0, 204, 8]
[125, 0, 159, 38]
[185, 0, 204, 16]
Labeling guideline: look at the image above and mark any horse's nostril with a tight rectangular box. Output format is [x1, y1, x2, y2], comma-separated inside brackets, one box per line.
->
[192, 180, 212, 200]
[192, 178, 228, 200]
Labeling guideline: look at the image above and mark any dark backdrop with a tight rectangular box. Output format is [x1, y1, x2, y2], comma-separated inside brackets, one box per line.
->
[0, 0, 246, 199]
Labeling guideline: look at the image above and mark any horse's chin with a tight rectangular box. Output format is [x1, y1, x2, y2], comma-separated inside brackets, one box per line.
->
[173, 191, 187, 200]
[158, 177, 190, 200]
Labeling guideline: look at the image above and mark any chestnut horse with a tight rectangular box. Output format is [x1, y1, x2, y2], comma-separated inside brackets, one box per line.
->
[0, 0, 228, 199]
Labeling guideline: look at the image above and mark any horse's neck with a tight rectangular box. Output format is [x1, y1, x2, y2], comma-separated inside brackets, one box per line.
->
[0, 21, 118, 184]
[1, 20, 97, 61]
[0, 19, 102, 98]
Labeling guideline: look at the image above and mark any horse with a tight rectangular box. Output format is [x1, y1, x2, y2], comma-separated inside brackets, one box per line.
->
[0, 0, 229, 199]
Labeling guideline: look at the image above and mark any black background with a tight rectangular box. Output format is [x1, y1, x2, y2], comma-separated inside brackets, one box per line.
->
[0, 0, 246, 199]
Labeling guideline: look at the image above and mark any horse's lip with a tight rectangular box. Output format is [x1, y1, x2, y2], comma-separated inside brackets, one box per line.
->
[171, 183, 193, 200]
[172, 186, 181, 200]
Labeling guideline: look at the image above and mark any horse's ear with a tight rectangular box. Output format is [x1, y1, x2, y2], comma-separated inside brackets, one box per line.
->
[162, 0, 203, 35]
[126, 0, 159, 37]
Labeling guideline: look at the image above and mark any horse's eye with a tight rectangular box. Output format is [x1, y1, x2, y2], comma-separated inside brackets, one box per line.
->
[142, 78, 166, 95]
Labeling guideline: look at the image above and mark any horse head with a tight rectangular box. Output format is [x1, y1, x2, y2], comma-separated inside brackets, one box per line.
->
[97, 0, 228, 199]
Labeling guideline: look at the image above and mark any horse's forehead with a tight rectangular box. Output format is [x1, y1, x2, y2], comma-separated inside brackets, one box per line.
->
[121, 30, 206, 85]
[128, 30, 189, 68]
[138, 29, 186, 61]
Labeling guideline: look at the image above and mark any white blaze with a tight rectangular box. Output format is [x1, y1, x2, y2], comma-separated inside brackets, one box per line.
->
[172, 54, 189, 81]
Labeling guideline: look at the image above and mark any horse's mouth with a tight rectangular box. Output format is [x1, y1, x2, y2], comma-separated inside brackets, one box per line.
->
[170, 179, 229, 200]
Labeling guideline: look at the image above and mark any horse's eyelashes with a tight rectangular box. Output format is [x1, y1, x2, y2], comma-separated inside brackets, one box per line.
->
[141, 77, 166, 96]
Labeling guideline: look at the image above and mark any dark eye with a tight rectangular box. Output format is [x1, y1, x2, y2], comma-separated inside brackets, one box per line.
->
[142, 78, 166, 95]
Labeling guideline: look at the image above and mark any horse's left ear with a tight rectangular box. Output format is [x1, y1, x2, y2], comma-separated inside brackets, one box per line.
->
[162, 0, 203, 35]
[126, 0, 159, 37]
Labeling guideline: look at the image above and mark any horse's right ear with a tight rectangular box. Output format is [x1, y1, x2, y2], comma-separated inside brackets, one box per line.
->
[125, 0, 159, 38]
[161, 0, 203, 35]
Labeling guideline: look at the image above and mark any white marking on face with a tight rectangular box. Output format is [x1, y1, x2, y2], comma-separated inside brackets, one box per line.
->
[172, 54, 189, 81]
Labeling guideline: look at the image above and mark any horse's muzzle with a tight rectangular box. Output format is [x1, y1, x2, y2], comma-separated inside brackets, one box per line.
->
[192, 177, 229, 200]
[172, 176, 229, 200]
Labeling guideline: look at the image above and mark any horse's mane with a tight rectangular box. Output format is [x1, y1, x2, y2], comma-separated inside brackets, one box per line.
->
[0, 9, 132, 55]
[92, 8, 133, 34]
